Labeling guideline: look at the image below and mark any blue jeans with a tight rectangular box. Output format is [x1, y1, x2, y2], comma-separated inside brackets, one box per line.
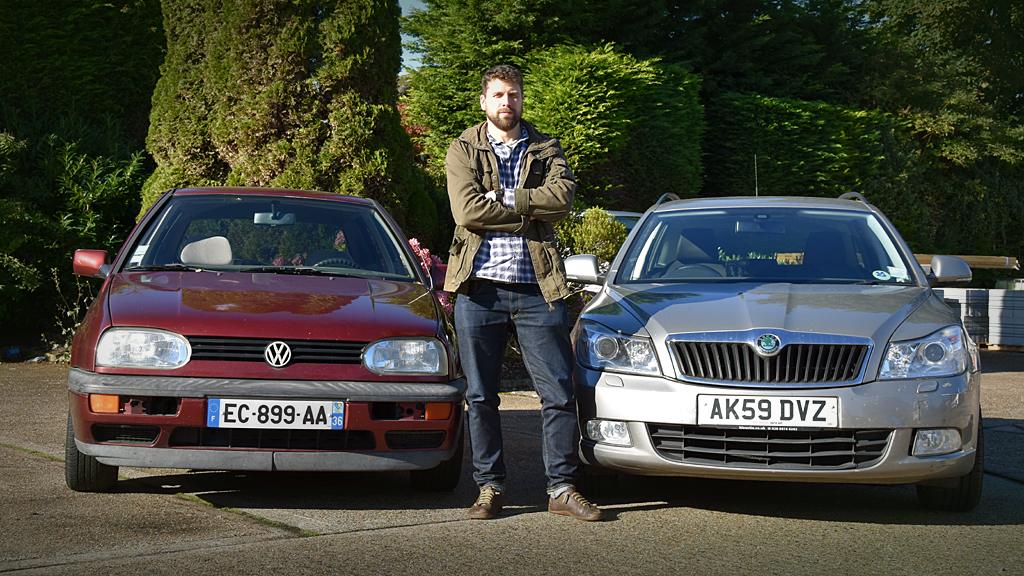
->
[455, 280, 579, 493]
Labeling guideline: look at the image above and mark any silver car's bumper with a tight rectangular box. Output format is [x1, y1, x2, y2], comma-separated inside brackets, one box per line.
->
[575, 368, 981, 484]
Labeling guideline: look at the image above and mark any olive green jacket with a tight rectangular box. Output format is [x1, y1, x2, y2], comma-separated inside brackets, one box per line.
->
[443, 120, 575, 303]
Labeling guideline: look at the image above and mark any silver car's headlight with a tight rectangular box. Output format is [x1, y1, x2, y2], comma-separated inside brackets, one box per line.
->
[575, 320, 660, 376]
[879, 325, 967, 380]
[96, 328, 191, 369]
[363, 338, 448, 375]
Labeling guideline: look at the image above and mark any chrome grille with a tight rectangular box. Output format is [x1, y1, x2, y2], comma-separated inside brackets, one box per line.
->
[188, 336, 366, 364]
[648, 424, 891, 470]
[673, 341, 867, 384]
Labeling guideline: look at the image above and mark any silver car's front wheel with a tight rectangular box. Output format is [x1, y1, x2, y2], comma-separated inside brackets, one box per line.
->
[916, 415, 984, 512]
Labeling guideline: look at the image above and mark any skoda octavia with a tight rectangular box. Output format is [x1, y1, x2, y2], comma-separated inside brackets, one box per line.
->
[66, 187, 463, 492]
[566, 194, 983, 511]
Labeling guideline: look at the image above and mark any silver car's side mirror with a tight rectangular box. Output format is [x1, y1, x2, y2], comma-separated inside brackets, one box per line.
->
[564, 254, 604, 285]
[929, 255, 972, 285]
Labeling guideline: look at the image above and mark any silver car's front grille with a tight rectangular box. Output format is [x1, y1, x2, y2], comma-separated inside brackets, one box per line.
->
[672, 341, 868, 384]
[648, 424, 891, 470]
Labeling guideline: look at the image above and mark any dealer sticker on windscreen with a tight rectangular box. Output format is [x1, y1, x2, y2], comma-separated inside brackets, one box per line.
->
[697, 395, 838, 428]
[207, 399, 344, 430]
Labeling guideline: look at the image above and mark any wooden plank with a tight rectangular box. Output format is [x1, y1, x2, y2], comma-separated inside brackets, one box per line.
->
[914, 254, 1020, 270]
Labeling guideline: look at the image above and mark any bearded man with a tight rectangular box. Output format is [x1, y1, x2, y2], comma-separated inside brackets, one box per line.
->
[443, 63, 602, 522]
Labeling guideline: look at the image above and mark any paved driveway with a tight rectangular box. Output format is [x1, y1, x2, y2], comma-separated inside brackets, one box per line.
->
[1, 353, 1021, 575]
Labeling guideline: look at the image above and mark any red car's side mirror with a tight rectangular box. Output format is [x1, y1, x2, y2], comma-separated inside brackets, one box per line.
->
[73, 249, 110, 278]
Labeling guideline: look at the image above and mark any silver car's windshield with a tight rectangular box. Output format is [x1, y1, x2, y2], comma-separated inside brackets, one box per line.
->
[616, 208, 913, 285]
[123, 195, 417, 281]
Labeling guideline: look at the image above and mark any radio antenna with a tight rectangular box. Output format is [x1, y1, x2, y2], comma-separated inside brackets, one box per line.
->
[754, 153, 759, 196]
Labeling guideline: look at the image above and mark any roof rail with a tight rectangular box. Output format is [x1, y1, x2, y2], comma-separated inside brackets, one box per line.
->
[838, 191, 868, 203]
[654, 193, 680, 206]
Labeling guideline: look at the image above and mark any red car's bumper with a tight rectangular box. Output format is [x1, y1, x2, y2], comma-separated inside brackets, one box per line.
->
[68, 368, 465, 471]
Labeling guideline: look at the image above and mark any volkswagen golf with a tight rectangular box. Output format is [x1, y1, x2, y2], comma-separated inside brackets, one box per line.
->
[66, 187, 464, 492]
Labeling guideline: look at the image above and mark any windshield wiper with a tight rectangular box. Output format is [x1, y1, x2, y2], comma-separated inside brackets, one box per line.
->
[240, 266, 338, 276]
[126, 263, 207, 272]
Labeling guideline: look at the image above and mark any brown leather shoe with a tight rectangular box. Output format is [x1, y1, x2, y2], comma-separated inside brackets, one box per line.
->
[468, 485, 504, 520]
[548, 488, 603, 521]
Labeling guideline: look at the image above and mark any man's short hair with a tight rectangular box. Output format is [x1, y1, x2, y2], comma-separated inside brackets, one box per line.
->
[481, 64, 523, 95]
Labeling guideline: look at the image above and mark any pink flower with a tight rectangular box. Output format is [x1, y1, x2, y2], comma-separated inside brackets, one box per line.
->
[272, 256, 286, 266]
[409, 238, 454, 317]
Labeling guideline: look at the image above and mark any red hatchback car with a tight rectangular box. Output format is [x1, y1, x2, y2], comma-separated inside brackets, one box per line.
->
[66, 187, 464, 492]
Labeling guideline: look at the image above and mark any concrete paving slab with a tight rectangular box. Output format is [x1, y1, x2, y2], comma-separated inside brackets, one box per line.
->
[10, 473, 1024, 576]
[0, 363, 68, 456]
[0, 446, 293, 573]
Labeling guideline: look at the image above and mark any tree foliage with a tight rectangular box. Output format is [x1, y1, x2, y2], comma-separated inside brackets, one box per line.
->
[525, 45, 702, 208]
[143, 0, 437, 242]
[0, 0, 162, 345]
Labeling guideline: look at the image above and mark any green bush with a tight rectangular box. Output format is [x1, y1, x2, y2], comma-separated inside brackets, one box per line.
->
[525, 45, 702, 209]
[0, 133, 146, 343]
[703, 92, 894, 198]
[560, 208, 629, 264]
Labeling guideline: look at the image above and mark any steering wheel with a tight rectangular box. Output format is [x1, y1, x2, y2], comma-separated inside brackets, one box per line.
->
[665, 263, 725, 278]
[312, 255, 356, 268]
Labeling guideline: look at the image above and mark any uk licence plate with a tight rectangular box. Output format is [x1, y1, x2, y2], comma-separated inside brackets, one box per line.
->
[697, 395, 838, 428]
[207, 399, 344, 430]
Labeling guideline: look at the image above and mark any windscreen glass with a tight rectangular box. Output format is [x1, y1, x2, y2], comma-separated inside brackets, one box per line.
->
[616, 208, 913, 285]
[123, 195, 416, 280]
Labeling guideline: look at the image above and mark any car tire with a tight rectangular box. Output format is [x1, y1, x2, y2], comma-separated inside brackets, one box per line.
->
[410, 426, 464, 491]
[65, 413, 118, 492]
[916, 418, 984, 512]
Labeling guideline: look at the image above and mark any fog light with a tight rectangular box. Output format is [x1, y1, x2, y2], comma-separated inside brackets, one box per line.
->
[913, 428, 962, 456]
[425, 402, 452, 420]
[585, 419, 631, 447]
[89, 394, 121, 414]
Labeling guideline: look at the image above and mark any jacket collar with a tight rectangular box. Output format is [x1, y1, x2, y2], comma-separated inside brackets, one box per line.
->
[459, 120, 556, 153]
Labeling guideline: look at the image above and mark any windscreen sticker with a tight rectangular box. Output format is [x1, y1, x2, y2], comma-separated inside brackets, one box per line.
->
[872, 270, 891, 281]
[128, 245, 148, 266]
[887, 266, 911, 281]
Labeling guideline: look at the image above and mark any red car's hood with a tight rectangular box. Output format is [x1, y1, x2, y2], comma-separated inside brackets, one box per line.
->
[106, 271, 440, 341]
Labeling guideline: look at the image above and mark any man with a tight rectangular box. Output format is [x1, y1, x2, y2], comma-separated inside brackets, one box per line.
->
[444, 64, 602, 522]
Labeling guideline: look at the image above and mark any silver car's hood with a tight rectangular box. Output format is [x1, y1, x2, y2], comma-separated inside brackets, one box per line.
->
[607, 283, 930, 343]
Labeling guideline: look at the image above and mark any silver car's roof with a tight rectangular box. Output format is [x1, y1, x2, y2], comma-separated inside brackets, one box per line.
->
[651, 196, 878, 214]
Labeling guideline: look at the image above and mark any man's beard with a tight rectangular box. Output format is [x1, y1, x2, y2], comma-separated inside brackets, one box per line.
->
[488, 108, 520, 131]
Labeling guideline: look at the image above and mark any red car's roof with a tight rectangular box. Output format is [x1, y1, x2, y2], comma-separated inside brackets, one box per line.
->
[172, 187, 375, 205]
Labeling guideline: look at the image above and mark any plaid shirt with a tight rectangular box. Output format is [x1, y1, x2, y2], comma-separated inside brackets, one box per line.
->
[471, 126, 537, 284]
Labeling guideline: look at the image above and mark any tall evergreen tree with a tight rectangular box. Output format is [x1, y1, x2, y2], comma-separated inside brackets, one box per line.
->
[143, 0, 435, 237]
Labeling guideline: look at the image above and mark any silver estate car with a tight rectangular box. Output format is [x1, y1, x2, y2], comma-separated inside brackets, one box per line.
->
[566, 194, 983, 511]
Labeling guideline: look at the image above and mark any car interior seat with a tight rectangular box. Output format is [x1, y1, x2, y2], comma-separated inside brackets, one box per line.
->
[663, 229, 725, 278]
[802, 229, 855, 278]
[180, 236, 233, 266]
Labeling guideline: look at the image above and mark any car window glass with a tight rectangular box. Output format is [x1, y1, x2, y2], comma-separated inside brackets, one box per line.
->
[617, 208, 913, 285]
[123, 195, 416, 280]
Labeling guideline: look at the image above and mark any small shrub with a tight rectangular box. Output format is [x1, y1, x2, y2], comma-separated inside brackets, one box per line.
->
[563, 208, 628, 264]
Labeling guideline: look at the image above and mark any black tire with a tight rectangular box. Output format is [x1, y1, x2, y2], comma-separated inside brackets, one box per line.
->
[65, 413, 118, 492]
[410, 427, 464, 491]
[916, 421, 984, 512]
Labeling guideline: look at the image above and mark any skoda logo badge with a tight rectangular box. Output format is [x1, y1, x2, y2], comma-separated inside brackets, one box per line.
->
[264, 341, 292, 368]
[754, 333, 782, 357]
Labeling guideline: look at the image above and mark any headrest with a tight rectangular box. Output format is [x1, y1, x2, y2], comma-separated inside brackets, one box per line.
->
[180, 236, 233, 266]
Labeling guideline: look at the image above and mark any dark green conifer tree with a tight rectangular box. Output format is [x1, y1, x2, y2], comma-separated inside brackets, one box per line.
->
[143, 0, 436, 239]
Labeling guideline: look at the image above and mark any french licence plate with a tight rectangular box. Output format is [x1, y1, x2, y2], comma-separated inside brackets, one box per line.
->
[207, 399, 344, 430]
[697, 395, 838, 428]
